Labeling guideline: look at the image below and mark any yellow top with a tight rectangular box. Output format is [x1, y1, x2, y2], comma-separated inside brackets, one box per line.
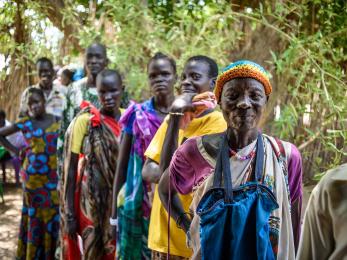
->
[144, 110, 227, 257]
[71, 113, 91, 154]
[71, 109, 124, 154]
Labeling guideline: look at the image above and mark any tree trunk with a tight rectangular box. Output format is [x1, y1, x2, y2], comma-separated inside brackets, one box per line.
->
[0, 0, 30, 121]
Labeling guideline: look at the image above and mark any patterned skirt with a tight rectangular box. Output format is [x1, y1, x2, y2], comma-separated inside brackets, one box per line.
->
[16, 179, 60, 260]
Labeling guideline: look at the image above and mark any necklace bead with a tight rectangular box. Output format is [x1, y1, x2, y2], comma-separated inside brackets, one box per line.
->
[155, 107, 169, 115]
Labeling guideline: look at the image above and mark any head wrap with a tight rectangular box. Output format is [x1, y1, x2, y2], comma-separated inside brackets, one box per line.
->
[214, 60, 272, 102]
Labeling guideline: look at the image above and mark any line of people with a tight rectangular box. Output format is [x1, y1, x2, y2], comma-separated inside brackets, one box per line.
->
[0, 41, 344, 260]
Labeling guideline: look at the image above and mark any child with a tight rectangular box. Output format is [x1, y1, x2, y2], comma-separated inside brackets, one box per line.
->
[0, 87, 60, 259]
[0, 109, 26, 185]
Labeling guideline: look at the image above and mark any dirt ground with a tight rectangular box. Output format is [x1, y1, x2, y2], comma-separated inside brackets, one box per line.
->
[0, 169, 22, 260]
[0, 169, 315, 259]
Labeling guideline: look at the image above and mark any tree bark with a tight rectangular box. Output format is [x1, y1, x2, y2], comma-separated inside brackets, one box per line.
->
[0, 0, 30, 120]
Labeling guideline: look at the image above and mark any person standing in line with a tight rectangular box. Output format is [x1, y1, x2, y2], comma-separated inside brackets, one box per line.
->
[62, 69, 123, 260]
[297, 163, 347, 259]
[0, 109, 26, 185]
[57, 43, 108, 176]
[0, 87, 60, 260]
[142, 56, 227, 259]
[159, 60, 303, 259]
[111, 52, 177, 259]
[19, 57, 67, 118]
[60, 68, 75, 87]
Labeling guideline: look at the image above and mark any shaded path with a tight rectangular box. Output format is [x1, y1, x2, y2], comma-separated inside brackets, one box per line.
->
[0, 185, 22, 259]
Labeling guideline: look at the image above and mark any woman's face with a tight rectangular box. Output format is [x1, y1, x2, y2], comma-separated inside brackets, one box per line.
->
[28, 93, 46, 118]
[97, 75, 123, 113]
[220, 78, 267, 132]
[180, 60, 213, 94]
[148, 58, 176, 97]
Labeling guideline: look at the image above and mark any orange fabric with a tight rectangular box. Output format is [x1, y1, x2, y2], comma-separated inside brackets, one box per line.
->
[103, 115, 121, 137]
[180, 92, 217, 129]
[80, 101, 101, 127]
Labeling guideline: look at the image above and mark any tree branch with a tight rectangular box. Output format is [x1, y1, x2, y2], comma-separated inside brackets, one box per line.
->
[34, 0, 83, 52]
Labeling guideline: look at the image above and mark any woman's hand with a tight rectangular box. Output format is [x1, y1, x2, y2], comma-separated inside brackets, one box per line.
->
[170, 94, 196, 129]
[65, 214, 77, 239]
[181, 216, 192, 233]
[170, 93, 196, 113]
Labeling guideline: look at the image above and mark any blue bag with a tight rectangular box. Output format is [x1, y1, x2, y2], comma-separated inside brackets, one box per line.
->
[196, 133, 279, 260]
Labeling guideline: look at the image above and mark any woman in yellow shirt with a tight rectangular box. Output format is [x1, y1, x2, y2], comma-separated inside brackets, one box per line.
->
[143, 56, 227, 259]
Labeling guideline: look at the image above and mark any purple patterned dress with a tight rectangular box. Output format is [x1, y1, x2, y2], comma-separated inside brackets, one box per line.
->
[117, 98, 162, 259]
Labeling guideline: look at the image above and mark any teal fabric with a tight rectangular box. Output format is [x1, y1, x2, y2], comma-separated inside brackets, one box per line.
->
[118, 153, 149, 259]
[117, 99, 161, 260]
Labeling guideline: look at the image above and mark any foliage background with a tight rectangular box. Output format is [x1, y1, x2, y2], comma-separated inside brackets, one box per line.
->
[0, 0, 346, 181]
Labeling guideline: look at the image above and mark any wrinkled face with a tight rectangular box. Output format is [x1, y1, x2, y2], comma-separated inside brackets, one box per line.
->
[220, 78, 267, 131]
[37, 61, 54, 88]
[97, 75, 123, 113]
[180, 60, 213, 94]
[85, 45, 107, 77]
[28, 93, 45, 118]
[148, 58, 176, 97]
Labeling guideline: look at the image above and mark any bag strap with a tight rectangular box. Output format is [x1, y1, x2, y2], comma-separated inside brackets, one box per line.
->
[212, 134, 226, 188]
[275, 137, 286, 158]
[266, 136, 291, 207]
[212, 132, 265, 203]
[168, 169, 171, 259]
[212, 134, 233, 202]
[254, 133, 265, 182]
[222, 135, 233, 203]
[267, 136, 286, 160]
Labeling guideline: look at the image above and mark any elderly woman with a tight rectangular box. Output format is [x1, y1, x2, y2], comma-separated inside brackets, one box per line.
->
[158, 60, 303, 259]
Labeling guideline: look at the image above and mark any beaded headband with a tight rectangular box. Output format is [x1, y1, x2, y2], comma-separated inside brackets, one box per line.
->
[214, 60, 272, 102]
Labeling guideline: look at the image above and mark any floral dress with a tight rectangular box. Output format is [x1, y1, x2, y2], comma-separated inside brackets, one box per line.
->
[15, 116, 60, 260]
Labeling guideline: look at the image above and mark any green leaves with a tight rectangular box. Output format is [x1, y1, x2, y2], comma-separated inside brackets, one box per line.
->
[0, 0, 346, 180]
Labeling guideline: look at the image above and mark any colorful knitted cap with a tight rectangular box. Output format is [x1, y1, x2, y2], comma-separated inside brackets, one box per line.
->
[214, 60, 272, 102]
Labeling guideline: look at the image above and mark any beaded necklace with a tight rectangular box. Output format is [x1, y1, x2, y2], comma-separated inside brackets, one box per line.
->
[229, 148, 256, 161]
[155, 107, 169, 115]
[153, 101, 169, 115]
